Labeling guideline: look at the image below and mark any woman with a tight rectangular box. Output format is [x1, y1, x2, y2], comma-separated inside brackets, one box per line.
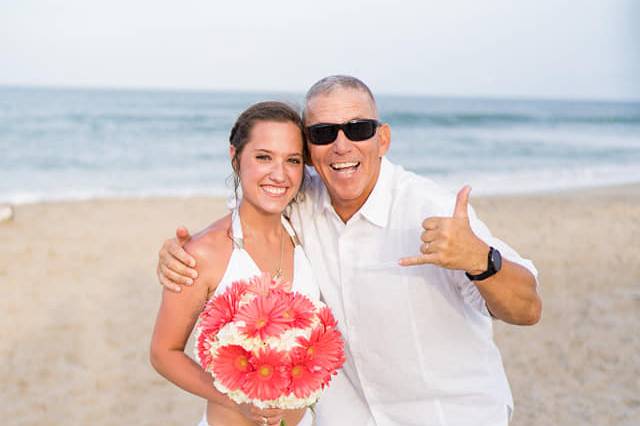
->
[150, 102, 318, 426]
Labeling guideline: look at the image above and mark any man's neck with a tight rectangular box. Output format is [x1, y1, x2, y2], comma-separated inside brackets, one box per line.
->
[333, 201, 364, 223]
[330, 161, 383, 223]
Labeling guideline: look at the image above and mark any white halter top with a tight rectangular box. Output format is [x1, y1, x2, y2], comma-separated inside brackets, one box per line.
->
[212, 209, 320, 300]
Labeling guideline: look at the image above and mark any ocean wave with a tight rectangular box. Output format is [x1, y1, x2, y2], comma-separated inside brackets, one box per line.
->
[384, 111, 640, 127]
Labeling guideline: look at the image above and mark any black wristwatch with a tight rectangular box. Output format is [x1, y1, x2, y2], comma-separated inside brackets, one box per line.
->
[465, 247, 502, 281]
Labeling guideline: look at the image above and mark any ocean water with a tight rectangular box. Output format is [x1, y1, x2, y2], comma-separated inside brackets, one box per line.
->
[1, 86, 639, 204]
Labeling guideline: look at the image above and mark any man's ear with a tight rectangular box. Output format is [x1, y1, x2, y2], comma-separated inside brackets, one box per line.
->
[377, 123, 391, 158]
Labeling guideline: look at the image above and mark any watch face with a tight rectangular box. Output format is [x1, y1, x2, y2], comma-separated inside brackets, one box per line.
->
[491, 248, 502, 272]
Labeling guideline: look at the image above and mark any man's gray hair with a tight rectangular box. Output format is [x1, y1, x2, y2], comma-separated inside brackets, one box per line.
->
[303, 75, 377, 120]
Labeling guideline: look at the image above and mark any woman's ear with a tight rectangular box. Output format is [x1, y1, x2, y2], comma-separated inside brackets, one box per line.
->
[229, 145, 238, 172]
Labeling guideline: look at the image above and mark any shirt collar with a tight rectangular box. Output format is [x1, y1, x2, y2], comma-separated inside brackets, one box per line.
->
[317, 156, 393, 228]
[318, 177, 335, 216]
[358, 156, 393, 227]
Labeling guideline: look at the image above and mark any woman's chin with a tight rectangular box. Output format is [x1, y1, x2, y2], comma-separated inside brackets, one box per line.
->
[245, 196, 292, 215]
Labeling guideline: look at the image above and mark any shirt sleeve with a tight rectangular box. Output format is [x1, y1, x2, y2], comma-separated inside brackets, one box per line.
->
[456, 204, 539, 316]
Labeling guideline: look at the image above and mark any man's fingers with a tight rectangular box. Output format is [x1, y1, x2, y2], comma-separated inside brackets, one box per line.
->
[453, 185, 471, 218]
[175, 226, 192, 244]
[163, 254, 198, 280]
[158, 273, 182, 292]
[421, 229, 438, 243]
[422, 217, 440, 230]
[160, 264, 194, 286]
[398, 253, 438, 267]
[421, 242, 436, 254]
[168, 240, 197, 268]
[398, 255, 426, 266]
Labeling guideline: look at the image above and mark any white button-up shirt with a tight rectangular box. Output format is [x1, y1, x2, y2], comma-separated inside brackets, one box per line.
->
[290, 158, 538, 426]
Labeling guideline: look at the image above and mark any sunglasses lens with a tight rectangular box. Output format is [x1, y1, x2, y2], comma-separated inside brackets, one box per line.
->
[307, 120, 378, 145]
[345, 120, 377, 141]
[309, 124, 339, 145]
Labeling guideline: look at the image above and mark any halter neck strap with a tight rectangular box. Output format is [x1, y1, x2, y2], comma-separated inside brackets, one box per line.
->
[231, 208, 298, 249]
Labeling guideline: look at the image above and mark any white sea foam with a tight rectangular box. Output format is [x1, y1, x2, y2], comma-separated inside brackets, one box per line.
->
[0, 186, 231, 205]
[3, 164, 639, 205]
[438, 164, 640, 196]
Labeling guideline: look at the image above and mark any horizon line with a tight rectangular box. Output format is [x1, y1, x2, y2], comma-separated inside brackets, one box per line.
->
[1, 82, 639, 105]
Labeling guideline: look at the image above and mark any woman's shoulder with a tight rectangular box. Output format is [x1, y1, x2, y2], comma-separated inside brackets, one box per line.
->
[186, 214, 232, 255]
[184, 214, 234, 290]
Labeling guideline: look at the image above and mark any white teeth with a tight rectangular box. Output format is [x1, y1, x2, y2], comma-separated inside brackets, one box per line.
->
[263, 186, 286, 195]
[331, 162, 359, 170]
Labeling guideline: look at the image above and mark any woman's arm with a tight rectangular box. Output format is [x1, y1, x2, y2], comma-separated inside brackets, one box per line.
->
[150, 236, 235, 406]
[149, 224, 289, 425]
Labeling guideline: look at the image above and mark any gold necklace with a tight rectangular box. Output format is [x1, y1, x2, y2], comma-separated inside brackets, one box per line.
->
[272, 225, 285, 280]
[239, 212, 285, 279]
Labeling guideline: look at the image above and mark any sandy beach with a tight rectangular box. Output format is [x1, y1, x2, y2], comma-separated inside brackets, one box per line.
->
[1, 186, 639, 426]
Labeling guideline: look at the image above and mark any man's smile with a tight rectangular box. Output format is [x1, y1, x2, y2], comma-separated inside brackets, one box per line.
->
[330, 161, 360, 173]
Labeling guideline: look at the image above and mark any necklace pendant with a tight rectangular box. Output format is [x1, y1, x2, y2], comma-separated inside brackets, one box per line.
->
[272, 268, 282, 280]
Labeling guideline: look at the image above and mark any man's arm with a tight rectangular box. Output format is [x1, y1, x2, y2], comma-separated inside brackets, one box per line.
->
[157, 172, 320, 292]
[471, 254, 541, 325]
[399, 186, 542, 326]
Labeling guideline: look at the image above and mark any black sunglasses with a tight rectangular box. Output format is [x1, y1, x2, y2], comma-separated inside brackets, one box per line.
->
[306, 119, 380, 145]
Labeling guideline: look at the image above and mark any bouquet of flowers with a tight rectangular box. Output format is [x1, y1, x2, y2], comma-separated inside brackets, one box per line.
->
[194, 272, 345, 415]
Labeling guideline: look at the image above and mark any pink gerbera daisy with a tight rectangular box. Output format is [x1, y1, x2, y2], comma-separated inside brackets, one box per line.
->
[236, 292, 293, 340]
[200, 281, 248, 335]
[242, 347, 289, 401]
[296, 326, 346, 373]
[281, 293, 315, 329]
[286, 347, 324, 398]
[247, 272, 292, 297]
[212, 345, 253, 391]
[317, 306, 338, 331]
[196, 331, 214, 370]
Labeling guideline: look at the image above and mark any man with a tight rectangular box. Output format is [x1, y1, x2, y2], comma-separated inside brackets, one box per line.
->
[157, 75, 542, 425]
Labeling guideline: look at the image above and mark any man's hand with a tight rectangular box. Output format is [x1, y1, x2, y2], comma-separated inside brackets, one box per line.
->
[399, 186, 489, 273]
[156, 226, 198, 292]
[400, 185, 542, 325]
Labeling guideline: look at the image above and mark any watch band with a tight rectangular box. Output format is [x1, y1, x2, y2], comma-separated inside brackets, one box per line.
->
[465, 247, 501, 281]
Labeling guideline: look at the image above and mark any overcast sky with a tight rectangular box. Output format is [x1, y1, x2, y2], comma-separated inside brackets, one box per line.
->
[1, 0, 638, 100]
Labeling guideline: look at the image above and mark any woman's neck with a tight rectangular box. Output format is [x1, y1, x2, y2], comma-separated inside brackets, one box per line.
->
[237, 201, 282, 240]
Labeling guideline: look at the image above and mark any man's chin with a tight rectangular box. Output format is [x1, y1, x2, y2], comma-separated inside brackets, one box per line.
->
[328, 189, 366, 207]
